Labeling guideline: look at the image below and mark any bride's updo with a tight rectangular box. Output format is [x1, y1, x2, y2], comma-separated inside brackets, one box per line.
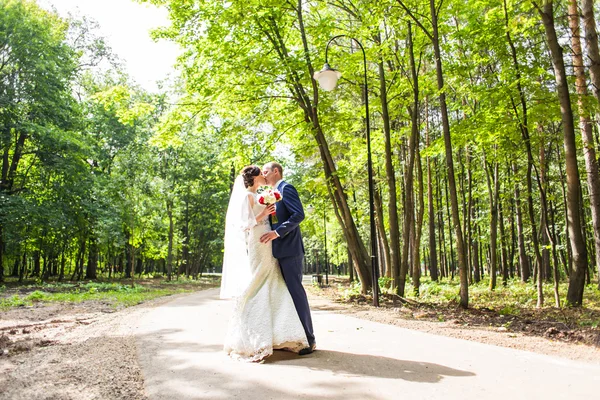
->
[241, 165, 261, 188]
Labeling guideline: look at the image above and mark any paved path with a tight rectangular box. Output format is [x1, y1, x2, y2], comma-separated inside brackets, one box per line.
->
[136, 288, 599, 400]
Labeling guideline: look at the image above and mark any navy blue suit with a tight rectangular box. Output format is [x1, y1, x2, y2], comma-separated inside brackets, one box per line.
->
[271, 181, 315, 346]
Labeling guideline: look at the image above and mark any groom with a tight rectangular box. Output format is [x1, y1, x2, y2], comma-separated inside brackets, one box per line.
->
[260, 162, 316, 355]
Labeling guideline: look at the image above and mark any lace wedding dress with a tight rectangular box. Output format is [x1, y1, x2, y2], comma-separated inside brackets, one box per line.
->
[223, 191, 308, 362]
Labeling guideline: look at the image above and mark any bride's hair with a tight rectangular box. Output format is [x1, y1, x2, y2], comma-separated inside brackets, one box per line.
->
[241, 165, 261, 188]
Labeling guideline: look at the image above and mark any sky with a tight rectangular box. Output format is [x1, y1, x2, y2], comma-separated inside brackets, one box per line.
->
[39, 0, 179, 92]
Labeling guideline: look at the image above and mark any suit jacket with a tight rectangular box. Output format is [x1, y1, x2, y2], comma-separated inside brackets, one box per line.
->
[271, 181, 305, 259]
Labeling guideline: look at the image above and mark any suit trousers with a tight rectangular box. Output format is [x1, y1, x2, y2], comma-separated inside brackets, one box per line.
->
[278, 255, 315, 346]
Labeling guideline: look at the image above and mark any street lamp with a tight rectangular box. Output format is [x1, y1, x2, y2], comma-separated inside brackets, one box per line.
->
[323, 209, 328, 285]
[313, 35, 380, 307]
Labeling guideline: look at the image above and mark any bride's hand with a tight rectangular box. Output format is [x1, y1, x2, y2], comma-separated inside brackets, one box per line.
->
[258, 204, 276, 220]
[264, 204, 276, 215]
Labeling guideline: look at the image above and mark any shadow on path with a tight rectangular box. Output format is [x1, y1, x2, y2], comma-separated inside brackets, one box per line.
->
[138, 327, 476, 399]
[138, 329, 400, 399]
[138, 327, 474, 385]
[265, 349, 475, 383]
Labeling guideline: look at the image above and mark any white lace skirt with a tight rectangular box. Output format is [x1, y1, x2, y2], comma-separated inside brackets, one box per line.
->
[223, 223, 308, 362]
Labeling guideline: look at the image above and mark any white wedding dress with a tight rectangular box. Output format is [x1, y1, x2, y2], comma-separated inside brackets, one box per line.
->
[223, 191, 308, 362]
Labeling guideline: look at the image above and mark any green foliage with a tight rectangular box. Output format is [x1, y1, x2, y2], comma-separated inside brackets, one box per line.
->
[0, 0, 231, 284]
[340, 281, 364, 300]
[378, 276, 393, 290]
[27, 290, 48, 302]
[498, 305, 520, 316]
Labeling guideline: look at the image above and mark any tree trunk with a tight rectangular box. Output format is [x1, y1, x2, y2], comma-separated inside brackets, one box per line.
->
[472, 201, 481, 283]
[129, 210, 135, 288]
[549, 199, 562, 306]
[569, 0, 600, 290]
[430, 0, 468, 307]
[0, 226, 3, 283]
[499, 197, 509, 286]
[59, 248, 66, 282]
[426, 98, 439, 281]
[513, 163, 530, 281]
[436, 164, 447, 279]
[41, 253, 49, 282]
[506, 0, 544, 305]
[85, 236, 98, 280]
[445, 177, 456, 279]
[348, 248, 354, 282]
[508, 195, 516, 278]
[374, 187, 391, 279]
[528, 151, 545, 307]
[399, 21, 419, 297]
[581, 0, 600, 103]
[19, 252, 26, 283]
[124, 233, 131, 279]
[484, 151, 500, 290]
[167, 199, 174, 281]
[538, 0, 588, 306]
[32, 250, 41, 277]
[412, 144, 425, 295]
[505, 0, 540, 289]
[377, 39, 401, 291]
[5, 132, 27, 192]
[70, 239, 85, 281]
[182, 196, 190, 277]
[11, 256, 19, 277]
[557, 144, 574, 277]
[539, 136, 551, 282]
[466, 147, 474, 284]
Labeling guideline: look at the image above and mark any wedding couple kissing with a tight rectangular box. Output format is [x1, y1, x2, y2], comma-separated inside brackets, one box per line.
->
[220, 162, 316, 362]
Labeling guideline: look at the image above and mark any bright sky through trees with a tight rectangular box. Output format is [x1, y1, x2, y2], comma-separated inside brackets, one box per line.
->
[39, 0, 177, 92]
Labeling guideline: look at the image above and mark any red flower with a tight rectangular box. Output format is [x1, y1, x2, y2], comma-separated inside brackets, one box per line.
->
[258, 196, 265, 205]
[274, 191, 282, 200]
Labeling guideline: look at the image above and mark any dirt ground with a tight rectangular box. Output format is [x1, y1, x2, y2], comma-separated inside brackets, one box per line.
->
[0, 277, 218, 400]
[0, 296, 178, 400]
[1, 279, 599, 400]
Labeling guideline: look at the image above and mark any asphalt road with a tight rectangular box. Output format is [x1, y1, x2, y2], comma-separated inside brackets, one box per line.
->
[136, 288, 599, 400]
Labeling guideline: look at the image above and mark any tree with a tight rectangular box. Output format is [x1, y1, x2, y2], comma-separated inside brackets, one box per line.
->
[396, 0, 469, 307]
[580, 0, 600, 289]
[0, 0, 79, 282]
[534, 0, 588, 306]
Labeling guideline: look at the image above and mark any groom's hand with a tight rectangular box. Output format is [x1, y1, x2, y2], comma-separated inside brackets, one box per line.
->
[260, 231, 278, 243]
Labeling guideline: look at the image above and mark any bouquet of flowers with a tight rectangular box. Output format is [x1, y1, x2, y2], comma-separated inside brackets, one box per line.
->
[258, 188, 282, 223]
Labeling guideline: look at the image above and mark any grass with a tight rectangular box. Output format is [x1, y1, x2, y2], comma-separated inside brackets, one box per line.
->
[0, 275, 220, 311]
[326, 275, 600, 336]
[380, 276, 600, 312]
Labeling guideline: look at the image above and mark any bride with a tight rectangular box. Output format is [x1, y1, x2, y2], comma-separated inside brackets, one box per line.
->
[221, 165, 309, 362]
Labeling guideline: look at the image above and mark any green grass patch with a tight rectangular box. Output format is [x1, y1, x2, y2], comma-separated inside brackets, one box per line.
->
[392, 276, 600, 311]
[338, 274, 600, 315]
[0, 286, 184, 310]
[0, 276, 220, 311]
[0, 294, 28, 309]
[340, 281, 363, 300]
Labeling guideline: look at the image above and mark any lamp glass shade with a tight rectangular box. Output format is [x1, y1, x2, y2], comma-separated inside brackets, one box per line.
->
[313, 63, 342, 91]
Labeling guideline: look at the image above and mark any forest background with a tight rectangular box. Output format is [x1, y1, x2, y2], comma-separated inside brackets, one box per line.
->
[2, 0, 600, 329]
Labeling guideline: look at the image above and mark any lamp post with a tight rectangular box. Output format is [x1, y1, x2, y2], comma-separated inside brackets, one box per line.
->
[313, 35, 379, 307]
[323, 209, 328, 285]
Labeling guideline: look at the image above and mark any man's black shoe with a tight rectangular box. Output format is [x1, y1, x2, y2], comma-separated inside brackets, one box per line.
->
[299, 343, 316, 356]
